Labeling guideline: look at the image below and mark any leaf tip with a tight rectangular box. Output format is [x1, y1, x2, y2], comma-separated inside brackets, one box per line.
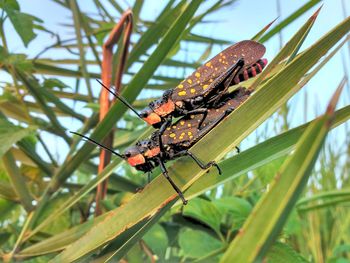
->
[265, 17, 279, 30]
[310, 5, 323, 21]
[326, 77, 346, 117]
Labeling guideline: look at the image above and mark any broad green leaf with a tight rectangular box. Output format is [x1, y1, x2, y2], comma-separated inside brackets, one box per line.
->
[143, 224, 168, 259]
[265, 242, 308, 263]
[213, 196, 252, 230]
[220, 84, 344, 262]
[0, 119, 36, 157]
[2, 0, 42, 46]
[182, 198, 223, 236]
[179, 228, 223, 259]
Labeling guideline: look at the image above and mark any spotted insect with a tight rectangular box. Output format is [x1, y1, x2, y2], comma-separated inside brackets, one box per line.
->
[71, 87, 251, 204]
[97, 40, 266, 134]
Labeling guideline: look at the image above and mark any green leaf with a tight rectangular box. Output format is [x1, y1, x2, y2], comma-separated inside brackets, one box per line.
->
[43, 78, 69, 90]
[265, 242, 308, 263]
[213, 197, 252, 229]
[0, 181, 18, 201]
[34, 194, 71, 235]
[4, 53, 33, 71]
[19, 213, 110, 257]
[3, 0, 42, 46]
[185, 104, 350, 202]
[126, 0, 185, 68]
[296, 189, 350, 212]
[251, 6, 321, 91]
[178, 228, 223, 259]
[0, 118, 36, 158]
[0, 0, 19, 10]
[220, 84, 344, 262]
[89, 200, 175, 262]
[2, 151, 34, 212]
[142, 224, 168, 259]
[183, 198, 222, 236]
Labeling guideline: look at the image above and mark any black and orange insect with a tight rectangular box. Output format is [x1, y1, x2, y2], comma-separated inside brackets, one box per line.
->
[97, 40, 266, 134]
[71, 87, 251, 204]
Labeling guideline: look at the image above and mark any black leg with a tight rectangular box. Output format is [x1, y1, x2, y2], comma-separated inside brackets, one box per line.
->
[207, 58, 245, 105]
[223, 58, 245, 91]
[157, 158, 188, 205]
[235, 146, 240, 153]
[179, 108, 209, 130]
[173, 150, 222, 175]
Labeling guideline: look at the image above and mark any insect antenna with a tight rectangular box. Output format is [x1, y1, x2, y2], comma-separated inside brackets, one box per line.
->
[96, 79, 144, 120]
[70, 131, 125, 159]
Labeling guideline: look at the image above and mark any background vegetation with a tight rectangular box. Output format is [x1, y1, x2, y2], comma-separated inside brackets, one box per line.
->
[0, 0, 349, 262]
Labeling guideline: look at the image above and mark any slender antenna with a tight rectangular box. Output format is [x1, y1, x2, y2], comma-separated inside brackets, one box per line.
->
[96, 79, 144, 120]
[70, 131, 125, 159]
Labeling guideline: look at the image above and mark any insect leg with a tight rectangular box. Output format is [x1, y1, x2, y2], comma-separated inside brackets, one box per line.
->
[178, 108, 208, 130]
[222, 58, 245, 91]
[207, 58, 245, 105]
[173, 150, 222, 175]
[157, 158, 188, 205]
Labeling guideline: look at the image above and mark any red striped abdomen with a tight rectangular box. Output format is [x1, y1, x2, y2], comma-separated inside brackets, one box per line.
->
[232, 58, 267, 85]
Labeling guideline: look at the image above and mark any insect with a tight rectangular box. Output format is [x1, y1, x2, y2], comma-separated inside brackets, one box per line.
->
[97, 40, 266, 134]
[71, 87, 251, 204]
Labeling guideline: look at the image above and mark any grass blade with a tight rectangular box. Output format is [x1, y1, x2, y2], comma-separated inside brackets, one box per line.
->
[220, 83, 344, 263]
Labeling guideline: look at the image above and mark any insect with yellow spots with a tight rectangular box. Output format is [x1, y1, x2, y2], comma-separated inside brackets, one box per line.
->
[71, 87, 251, 204]
[97, 40, 266, 141]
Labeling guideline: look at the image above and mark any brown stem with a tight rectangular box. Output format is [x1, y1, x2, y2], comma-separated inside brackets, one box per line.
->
[95, 9, 133, 216]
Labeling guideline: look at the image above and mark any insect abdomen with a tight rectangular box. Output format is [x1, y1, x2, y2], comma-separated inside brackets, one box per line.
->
[233, 58, 267, 84]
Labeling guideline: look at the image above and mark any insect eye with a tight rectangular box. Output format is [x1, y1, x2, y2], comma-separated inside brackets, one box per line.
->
[140, 111, 148, 118]
[124, 152, 132, 158]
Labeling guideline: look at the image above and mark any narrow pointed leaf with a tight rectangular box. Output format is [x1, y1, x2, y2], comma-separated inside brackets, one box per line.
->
[220, 84, 344, 262]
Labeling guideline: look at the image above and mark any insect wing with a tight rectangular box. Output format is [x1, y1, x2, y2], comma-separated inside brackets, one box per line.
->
[172, 40, 265, 102]
[162, 117, 200, 147]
